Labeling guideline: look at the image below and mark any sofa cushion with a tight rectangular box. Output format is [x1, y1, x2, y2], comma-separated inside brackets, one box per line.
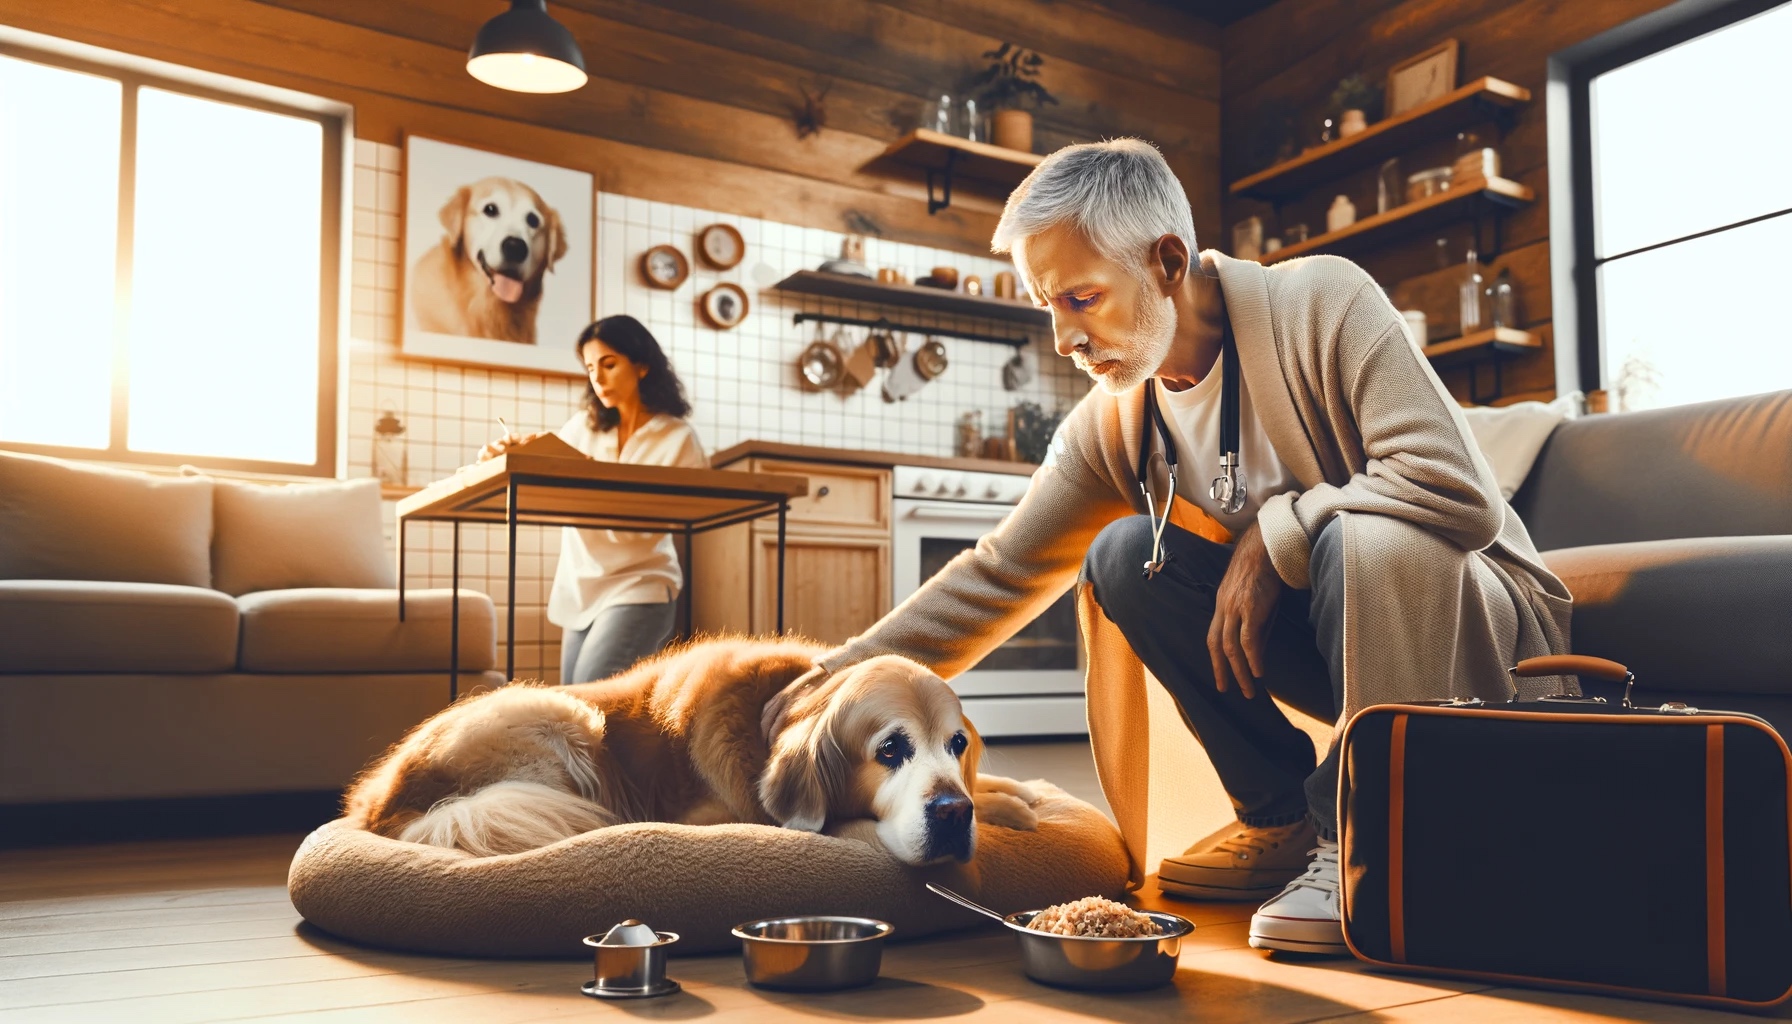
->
[0, 580, 238, 673]
[0, 451, 213, 588]
[1514, 389, 1792, 551]
[205, 476, 394, 596]
[1459, 392, 1581, 500]
[1543, 536, 1792, 696]
[237, 588, 495, 674]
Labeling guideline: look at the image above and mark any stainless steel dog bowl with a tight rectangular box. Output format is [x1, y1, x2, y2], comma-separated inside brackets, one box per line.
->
[580, 927, 681, 999]
[732, 916, 893, 991]
[1004, 909, 1194, 991]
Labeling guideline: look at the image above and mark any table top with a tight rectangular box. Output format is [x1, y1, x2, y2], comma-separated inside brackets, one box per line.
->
[395, 453, 809, 532]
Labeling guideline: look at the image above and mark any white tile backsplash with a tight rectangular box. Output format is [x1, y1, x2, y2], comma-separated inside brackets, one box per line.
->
[345, 139, 1087, 682]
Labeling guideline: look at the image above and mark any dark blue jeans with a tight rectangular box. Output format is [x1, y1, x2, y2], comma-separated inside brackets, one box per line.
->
[1082, 515, 1347, 837]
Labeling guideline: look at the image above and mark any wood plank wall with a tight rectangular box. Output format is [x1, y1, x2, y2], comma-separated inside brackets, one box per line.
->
[1220, 0, 1680, 404]
[1, 0, 1221, 257]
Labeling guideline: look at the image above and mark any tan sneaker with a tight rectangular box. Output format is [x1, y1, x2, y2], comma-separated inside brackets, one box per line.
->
[1157, 819, 1317, 901]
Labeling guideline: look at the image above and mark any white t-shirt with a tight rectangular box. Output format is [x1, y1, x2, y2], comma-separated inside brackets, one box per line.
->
[1156, 358, 1299, 538]
[546, 411, 707, 630]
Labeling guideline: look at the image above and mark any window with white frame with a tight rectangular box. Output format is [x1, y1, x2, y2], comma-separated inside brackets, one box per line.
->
[1581, 1, 1792, 412]
[0, 46, 341, 473]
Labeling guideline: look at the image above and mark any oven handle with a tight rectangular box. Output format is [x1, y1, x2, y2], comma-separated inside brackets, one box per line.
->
[898, 503, 1014, 523]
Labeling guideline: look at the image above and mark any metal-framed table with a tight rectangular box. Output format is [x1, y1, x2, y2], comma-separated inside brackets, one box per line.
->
[395, 453, 809, 699]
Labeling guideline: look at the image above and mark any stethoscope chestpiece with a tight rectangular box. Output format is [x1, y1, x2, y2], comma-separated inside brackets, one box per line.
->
[1209, 451, 1247, 516]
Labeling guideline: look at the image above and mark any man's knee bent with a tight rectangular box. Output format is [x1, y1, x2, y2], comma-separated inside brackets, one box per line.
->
[1082, 516, 1159, 617]
[1310, 514, 1466, 601]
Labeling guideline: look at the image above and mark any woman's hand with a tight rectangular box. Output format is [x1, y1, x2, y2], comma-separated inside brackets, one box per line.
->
[478, 430, 546, 462]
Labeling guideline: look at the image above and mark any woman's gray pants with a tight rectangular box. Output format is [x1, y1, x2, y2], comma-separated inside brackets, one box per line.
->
[559, 600, 677, 685]
[1082, 515, 1347, 837]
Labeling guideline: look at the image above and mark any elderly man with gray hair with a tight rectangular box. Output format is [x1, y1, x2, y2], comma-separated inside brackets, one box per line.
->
[809, 138, 1573, 954]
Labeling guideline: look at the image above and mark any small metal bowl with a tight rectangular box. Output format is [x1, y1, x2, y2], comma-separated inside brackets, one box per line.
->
[1003, 909, 1194, 991]
[580, 929, 681, 999]
[732, 915, 893, 991]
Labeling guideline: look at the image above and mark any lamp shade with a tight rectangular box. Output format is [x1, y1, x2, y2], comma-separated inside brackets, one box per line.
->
[467, 0, 587, 94]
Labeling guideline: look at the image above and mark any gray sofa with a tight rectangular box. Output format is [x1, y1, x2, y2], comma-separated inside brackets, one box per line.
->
[0, 451, 503, 815]
[1514, 389, 1792, 728]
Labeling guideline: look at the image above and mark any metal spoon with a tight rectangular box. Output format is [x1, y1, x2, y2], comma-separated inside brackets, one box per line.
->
[925, 883, 1009, 925]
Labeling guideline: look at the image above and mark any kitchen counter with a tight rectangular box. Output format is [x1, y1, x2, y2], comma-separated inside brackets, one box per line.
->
[709, 440, 1039, 476]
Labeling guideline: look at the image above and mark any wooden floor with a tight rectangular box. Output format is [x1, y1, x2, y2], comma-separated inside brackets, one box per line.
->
[1, 742, 1780, 1023]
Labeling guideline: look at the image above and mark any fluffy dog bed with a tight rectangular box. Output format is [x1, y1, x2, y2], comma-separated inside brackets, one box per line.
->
[288, 780, 1127, 957]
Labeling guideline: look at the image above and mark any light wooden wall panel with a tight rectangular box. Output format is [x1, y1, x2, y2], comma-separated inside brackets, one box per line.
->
[2, 0, 1221, 256]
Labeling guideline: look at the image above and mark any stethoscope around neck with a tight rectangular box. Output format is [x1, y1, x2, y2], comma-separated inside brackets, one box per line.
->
[1136, 319, 1245, 580]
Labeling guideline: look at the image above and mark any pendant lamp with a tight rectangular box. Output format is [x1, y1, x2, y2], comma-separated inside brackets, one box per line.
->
[466, 0, 588, 94]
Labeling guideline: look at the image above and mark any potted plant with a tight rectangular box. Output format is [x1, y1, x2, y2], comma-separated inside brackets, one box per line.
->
[1328, 73, 1383, 138]
[969, 43, 1058, 153]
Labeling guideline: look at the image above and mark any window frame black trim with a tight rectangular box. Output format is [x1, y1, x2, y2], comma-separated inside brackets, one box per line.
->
[1555, 0, 1790, 394]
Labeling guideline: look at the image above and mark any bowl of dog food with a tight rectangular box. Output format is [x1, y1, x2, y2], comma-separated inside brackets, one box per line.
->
[928, 885, 1193, 991]
[732, 915, 893, 991]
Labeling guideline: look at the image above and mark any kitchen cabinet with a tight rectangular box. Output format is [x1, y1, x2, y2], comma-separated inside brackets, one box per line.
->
[692, 458, 891, 645]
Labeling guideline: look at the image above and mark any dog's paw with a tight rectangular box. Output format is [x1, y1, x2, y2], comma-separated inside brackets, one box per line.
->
[974, 790, 1039, 832]
[974, 774, 1041, 806]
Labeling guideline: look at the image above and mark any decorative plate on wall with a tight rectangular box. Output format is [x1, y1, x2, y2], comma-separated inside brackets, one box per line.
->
[640, 244, 689, 289]
[697, 222, 745, 269]
[699, 282, 750, 329]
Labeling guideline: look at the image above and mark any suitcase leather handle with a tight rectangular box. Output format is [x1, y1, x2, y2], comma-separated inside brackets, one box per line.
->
[1513, 655, 1632, 683]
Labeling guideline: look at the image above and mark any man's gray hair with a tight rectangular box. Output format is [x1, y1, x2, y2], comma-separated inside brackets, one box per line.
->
[990, 138, 1195, 266]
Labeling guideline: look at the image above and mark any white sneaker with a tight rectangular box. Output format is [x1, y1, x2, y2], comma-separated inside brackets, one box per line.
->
[1247, 837, 1349, 955]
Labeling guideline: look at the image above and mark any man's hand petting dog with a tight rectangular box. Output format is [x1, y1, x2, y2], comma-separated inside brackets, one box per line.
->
[1208, 521, 1283, 700]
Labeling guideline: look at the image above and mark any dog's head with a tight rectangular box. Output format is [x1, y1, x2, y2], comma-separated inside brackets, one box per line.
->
[438, 177, 567, 304]
[758, 655, 983, 865]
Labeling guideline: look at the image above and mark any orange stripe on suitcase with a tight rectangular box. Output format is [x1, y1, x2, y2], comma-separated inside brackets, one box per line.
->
[1707, 724, 1727, 998]
[1389, 713, 1408, 964]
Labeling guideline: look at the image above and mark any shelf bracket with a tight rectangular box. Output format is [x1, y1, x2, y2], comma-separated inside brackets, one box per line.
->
[925, 149, 961, 216]
[1468, 355, 1506, 405]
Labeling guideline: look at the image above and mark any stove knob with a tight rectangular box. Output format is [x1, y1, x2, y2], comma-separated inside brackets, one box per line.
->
[984, 480, 1004, 499]
[915, 472, 939, 494]
[935, 475, 955, 495]
[953, 479, 969, 496]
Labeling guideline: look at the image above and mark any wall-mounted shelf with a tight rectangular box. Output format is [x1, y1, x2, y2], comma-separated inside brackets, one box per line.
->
[1230, 77, 1532, 202]
[1259, 176, 1533, 265]
[772, 271, 1049, 326]
[1423, 327, 1539, 367]
[862, 129, 1042, 214]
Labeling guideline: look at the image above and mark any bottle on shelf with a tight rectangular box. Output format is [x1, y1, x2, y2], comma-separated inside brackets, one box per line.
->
[1489, 267, 1516, 329]
[1459, 249, 1486, 334]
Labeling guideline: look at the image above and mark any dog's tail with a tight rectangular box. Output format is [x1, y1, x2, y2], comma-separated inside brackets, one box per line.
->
[397, 780, 617, 857]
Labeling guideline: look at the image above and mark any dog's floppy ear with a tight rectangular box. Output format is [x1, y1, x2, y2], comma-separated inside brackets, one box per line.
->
[438, 186, 472, 255]
[542, 202, 567, 273]
[959, 714, 984, 789]
[758, 669, 849, 832]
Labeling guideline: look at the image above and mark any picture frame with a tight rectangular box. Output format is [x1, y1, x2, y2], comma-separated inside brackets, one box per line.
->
[401, 135, 593, 377]
[697, 222, 745, 269]
[699, 282, 750, 329]
[640, 244, 689, 290]
[1386, 39, 1460, 117]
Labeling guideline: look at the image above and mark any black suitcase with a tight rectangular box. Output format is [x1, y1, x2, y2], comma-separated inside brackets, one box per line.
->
[1339, 655, 1792, 1012]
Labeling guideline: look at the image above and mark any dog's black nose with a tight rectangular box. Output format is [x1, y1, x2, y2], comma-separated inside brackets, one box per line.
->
[500, 236, 529, 264]
[926, 792, 972, 829]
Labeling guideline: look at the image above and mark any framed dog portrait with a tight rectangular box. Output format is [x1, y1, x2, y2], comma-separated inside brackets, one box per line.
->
[402, 135, 593, 376]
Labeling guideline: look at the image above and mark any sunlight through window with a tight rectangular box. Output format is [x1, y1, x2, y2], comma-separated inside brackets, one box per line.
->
[0, 56, 121, 450]
[1592, 3, 1792, 411]
[127, 88, 322, 463]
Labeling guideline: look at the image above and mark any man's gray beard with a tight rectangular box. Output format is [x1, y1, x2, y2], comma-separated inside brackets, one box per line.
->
[1092, 290, 1177, 395]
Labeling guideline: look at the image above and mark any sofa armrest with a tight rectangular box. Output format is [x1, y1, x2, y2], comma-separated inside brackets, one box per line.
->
[1543, 536, 1792, 696]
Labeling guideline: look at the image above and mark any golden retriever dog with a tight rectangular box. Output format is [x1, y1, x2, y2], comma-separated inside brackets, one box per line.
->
[410, 176, 567, 344]
[344, 637, 1039, 865]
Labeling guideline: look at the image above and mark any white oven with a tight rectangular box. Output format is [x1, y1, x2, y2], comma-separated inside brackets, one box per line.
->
[892, 466, 1085, 737]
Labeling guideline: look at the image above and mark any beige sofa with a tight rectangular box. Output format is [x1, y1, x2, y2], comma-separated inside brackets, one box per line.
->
[0, 451, 502, 816]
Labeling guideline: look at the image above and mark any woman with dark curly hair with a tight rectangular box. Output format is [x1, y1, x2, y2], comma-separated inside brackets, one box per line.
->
[480, 315, 704, 683]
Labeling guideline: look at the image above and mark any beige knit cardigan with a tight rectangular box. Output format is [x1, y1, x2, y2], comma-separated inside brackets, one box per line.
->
[821, 250, 1574, 883]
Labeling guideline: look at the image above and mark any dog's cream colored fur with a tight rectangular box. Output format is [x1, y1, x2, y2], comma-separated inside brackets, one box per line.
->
[344, 637, 1038, 864]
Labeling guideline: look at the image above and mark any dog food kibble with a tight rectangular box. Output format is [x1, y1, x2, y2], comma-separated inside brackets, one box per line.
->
[1026, 896, 1161, 938]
